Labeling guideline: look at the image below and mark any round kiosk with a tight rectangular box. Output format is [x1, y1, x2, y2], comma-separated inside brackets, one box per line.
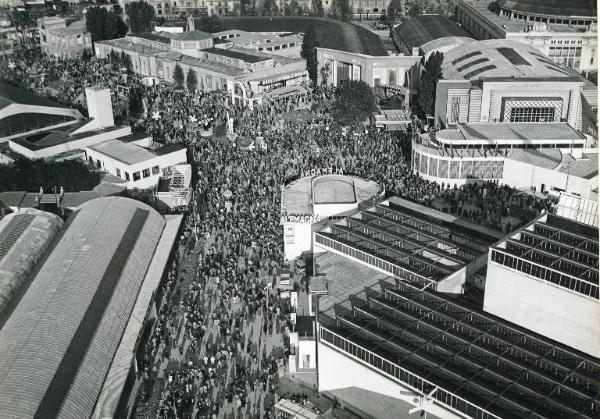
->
[280, 171, 383, 260]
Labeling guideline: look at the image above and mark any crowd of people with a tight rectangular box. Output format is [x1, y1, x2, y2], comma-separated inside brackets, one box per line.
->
[1, 48, 558, 418]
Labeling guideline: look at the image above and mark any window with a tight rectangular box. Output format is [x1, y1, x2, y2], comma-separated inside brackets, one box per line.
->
[133, 171, 140, 181]
[96, 159, 101, 168]
[142, 168, 150, 178]
[509, 107, 556, 123]
[125, 172, 130, 181]
[152, 165, 160, 175]
[116, 168, 121, 178]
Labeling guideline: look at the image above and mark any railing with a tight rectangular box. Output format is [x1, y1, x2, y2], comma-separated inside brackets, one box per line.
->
[314, 233, 435, 288]
[490, 249, 599, 300]
[320, 326, 502, 419]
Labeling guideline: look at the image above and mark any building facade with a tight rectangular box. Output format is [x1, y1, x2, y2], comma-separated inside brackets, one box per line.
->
[485, 213, 599, 357]
[456, 0, 597, 74]
[95, 30, 308, 107]
[316, 47, 421, 99]
[85, 140, 188, 189]
[37, 17, 92, 59]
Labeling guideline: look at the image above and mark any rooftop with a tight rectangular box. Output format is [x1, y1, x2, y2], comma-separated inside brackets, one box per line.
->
[461, 1, 595, 33]
[0, 209, 63, 321]
[495, 0, 597, 18]
[281, 174, 381, 216]
[315, 197, 501, 286]
[202, 47, 271, 63]
[0, 197, 166, 419]
[87, 139, 160, 165]
[442, 39, 585, 80]
[169, 30, 212, 41]
[11, 124, 127, 151]
[132, 32, 171, 43]
[491, 213, 599, 299]
[393, 15, 473, 50]
[436, 122, 587, 144]
[320, 280, 600, 419]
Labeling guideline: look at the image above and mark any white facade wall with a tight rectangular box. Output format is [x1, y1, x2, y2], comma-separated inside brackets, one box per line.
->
[85, 147, 187, 189]
[283, 223, 312, 260]
[318, 342, 463, 419]
[484, 261, 600, 358]
[412, 146, 595, 198]
[503, 157, 595, 198]
[298, 339, 316, 369]
[479, 80, 582, 127]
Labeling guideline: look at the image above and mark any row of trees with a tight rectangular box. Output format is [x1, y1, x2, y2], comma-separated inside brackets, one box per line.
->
[85, 1, 155, 43]
[173, 64, 199, 92]
[0, 158, 101, 192]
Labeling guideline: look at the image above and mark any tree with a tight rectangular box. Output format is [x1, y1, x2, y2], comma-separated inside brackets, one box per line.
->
[86, 7, 128, 42]
[125, 0, 155, 33]
[320, 61, 331, 85]
[285, 0, 301, 15]
[407, 2, 422, 16]
[197, 15, 225, 32]
[331, 80, 378, 126]
[128, 88, 143, 118]
[418, 51, 444, 116]
[330, 0, 351, 22]
[387, 0, 403, 25]
[186, 68, 198, 92]
[301, 26, 318, 84]
[311, 0, 324, 16]
[173, 63, 185, 88]
[262, 0, 280, 15]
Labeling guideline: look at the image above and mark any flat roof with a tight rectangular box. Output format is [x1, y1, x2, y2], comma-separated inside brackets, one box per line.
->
[393, 15, 473, 50]
[492, 213, 599, 298]
[505, 148, 564, 169]
[131, 32, 171, 43]
[88, 139, 158, 165]
[0, 81, 69, 111]
[169, 30, 212, 41]
[320, 280, 600, 419]
[496, 0, 597, 18]
[442, 39, 584, 80]
[0, 197, 166, 418]
[437, 122, 586, 144]
[202, 47, 271, 63]
[315, 197, 500, 285]
[281, 174, 381, 216]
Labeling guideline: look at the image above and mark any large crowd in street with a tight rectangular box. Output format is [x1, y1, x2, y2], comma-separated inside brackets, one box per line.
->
[1, 48, 556, 418]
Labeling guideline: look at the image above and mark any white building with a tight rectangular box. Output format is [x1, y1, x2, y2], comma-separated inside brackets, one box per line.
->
[37, 17, 92, 59]
[456, 0, 597, 74]
[85, 140, 188, 189]
[412, 123, 598, 198]
[5, 86, 135, 159]
[94, 30, 308, 108]
[485, 212, 599, 357]
[280, 171, 383, 260]
[316, 47, 421, 100]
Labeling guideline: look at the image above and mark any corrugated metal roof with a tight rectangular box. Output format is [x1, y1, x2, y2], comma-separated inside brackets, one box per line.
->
[0, 197, 165, 419]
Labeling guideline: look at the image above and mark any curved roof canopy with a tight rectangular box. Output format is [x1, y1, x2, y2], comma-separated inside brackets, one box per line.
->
[0, 197, 165, 419]
[394, 15, 473, 51]
[0, 209, 63, 321]
[495, 0, 597, 18]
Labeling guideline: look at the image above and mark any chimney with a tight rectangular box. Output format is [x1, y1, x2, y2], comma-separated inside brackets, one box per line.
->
[85, 86, 115, 128]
